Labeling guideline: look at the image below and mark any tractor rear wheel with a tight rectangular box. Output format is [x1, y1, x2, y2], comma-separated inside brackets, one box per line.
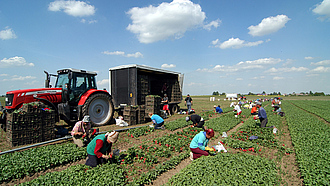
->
[82, 93, 114, 126]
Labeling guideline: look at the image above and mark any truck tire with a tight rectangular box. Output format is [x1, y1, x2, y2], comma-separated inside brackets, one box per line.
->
[82, 93, 114, 126]
[171, 104, 179, 115]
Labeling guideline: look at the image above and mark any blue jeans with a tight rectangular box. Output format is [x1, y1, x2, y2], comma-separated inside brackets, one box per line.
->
[187, 103, 191, 112]
[85, 154, 107, 167]
[155, 121, 164, 129]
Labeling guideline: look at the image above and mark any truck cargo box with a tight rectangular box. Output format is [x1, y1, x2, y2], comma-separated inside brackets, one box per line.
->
[109, 64, 183, 108]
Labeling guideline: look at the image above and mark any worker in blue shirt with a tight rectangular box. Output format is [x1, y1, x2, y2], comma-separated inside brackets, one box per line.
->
[148, 113, 165, 129]
[215, 105, 223, 114]
[189, 128, 215, 160]
[256, 102, 268, 127]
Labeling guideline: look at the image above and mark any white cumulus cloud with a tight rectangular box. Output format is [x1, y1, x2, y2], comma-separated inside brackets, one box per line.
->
[97, 79, 109, 88]
[313, 0, 330, 20]
[48, 0, 95, 17]
[81, 19, 98, 24]
[265, 67, 309, 73]
[305, 56, 314, 60]
[273, 76, 284, 80]
[2, 75, 36, 81]
[126, 0, 206, 43]
[203, 58, 282, 73]
[311, 60, 330, 66]
[102, 51, 143, 58]
[310, 66, 330, 73]
[161, 64, 176, 68]
[0, 27, 17, 40]
[212, 38, 264, 49]
[0, 56, 34, 68]
[203, 19, 221, 31]
[248, 15, 291, 36]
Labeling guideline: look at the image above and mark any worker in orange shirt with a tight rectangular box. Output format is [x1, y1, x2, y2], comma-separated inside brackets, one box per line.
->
[251, 104, 258, 115]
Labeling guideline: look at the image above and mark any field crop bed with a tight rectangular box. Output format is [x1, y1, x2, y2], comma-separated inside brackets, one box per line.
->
[286, 100, 330, 122]
[1, 97, 329, 185]
[282, 101, 330, 185]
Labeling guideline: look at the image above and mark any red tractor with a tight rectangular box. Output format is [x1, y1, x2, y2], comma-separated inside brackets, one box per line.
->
[1, 68, 114, 126]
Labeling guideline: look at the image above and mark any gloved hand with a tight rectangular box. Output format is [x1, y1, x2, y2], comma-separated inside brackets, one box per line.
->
[91, 129, 97, 136]
[205, 146, 215, 151]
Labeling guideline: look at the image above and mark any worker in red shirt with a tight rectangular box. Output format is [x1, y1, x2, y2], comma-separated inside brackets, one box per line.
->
[251, 104, 258, 115]
[85, 131, 119, 167]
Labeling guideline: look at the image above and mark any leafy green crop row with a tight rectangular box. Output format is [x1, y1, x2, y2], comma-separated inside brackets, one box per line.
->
[287, 100, 330, 122]
[166, 153, 280, 185]
[204, 108, 251, 133]
[0, 143, 87, 183]
[126, 125, 155, 138]
[19, 128, 197, 185]
[20, 162, 127, 186]
[283, 102, 330, 185]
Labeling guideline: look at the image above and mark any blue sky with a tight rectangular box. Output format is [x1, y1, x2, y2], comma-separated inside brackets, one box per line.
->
[1, 0, 330, 96]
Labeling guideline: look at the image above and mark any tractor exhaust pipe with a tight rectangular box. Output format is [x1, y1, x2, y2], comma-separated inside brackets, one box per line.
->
[44, 70, 50, 88]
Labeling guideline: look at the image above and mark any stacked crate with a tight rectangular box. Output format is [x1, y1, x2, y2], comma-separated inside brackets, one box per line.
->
[145, 95, 161, 117]
[171, 81, 181, 102]
[6, 102, 56, 147]
[42, 110, 56, 141]
[137, 105, 146, 124]
[123, 105, 138, 125]
[137, 75, 149, 105]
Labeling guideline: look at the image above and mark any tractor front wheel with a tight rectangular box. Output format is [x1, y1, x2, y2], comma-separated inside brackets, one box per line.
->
[82, 93, 114, 126]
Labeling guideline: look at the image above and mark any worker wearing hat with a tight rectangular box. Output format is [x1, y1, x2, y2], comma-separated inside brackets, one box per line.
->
[85, 130, 119, 167]
[186, 114, 205, 130]
[189, 128, 215, 160]
[71, 115, 92, 147]
[255, 102, 268, 127]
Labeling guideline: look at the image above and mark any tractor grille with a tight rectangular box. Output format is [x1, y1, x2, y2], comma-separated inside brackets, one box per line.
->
[5, 94, 14, 106]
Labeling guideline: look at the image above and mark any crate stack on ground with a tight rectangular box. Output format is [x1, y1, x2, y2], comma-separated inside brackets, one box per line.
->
[6, 102, 56, 147]
[145, 95, 161, 117]
[137, 74, 149, 105]
[137, 105, 146, 124]
[123, 105, 138, 125]
[42, 110, 56, 141]
[170, 81, 181, 102]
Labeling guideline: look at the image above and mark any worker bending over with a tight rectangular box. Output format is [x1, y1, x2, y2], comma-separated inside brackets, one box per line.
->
[189, 128, 215, 160]
[251, 104, 258, 115]
[186, 114, 205, 130]
[149, 113, 165, 129]
[215, 105, 223, 114]
[71, 115, 94, 147]
[85, 131, 119, 167]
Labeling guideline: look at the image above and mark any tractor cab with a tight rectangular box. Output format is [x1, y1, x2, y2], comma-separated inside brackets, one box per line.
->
[55, 69, 97, 105]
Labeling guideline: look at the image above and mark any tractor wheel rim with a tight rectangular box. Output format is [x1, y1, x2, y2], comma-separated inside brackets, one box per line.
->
[88, 98, 111, 125]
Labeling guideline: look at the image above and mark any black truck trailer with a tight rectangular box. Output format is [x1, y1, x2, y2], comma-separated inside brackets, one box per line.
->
[109, 64, 184, 114]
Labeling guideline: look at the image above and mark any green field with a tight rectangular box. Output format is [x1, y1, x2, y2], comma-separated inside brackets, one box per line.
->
[1, 94, 330, 185]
